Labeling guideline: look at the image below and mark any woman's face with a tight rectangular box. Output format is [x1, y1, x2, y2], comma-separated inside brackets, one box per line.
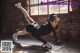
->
[50, 18, 59, 28]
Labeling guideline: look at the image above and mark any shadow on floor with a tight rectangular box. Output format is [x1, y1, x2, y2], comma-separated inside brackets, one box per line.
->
[13, 42, 51, 53]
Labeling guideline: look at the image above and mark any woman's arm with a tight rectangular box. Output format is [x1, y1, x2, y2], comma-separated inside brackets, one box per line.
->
[53, 27, 62, 45]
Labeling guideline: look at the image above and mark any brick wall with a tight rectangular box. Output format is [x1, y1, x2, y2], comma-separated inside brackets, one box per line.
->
[0, 0, 27, 39]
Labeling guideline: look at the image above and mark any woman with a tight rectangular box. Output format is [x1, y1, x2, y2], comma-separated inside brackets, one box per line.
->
[12, 3, 62, 48]
[13, 14, 61, 46]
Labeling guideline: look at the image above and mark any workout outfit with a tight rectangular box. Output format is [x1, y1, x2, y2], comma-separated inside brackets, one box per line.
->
[26, 22, 59, 44]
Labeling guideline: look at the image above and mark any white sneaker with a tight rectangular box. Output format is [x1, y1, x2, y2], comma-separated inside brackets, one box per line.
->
[12, 33, 18, 41]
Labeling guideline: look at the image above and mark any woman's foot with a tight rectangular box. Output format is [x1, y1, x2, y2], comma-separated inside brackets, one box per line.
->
[42, 43, 52, 51]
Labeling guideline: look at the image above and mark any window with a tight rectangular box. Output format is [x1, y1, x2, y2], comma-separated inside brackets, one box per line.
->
[39, 5, 47, 15]
[30, 0, 38, 5]
[31, 6, 38, 15]
[27, 0, 72, 15]
[49, 5, 60, 14]
[60, 5, 68, 13]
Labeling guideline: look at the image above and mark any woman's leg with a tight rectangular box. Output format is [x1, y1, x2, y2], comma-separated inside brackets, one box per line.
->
[12, 28, 29, 41]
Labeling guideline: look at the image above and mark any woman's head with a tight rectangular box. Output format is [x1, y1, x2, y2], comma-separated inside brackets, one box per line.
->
[48, 13, 60, 28]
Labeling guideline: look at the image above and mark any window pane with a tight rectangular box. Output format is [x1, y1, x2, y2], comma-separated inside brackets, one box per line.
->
[49, 5, 60, 14]
[60, 5, 68, 13]
[30, 0, 34, 5]
[39, 0, 47, 3]
[70, 5, 72, 12]
[34, 0, 38, 4]
[30, 0, 39, 5]
[39, 5, 47, 15]
[48, 0, 56, 1]
[64, 0, 68, 1]
[30, 6, 38, 15]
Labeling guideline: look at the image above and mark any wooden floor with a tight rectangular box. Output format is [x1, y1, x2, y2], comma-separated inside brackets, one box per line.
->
[0, 38, 80, 53]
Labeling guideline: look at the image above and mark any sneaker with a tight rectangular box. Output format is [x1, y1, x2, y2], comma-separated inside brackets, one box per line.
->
[12, 33, 18, 41]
